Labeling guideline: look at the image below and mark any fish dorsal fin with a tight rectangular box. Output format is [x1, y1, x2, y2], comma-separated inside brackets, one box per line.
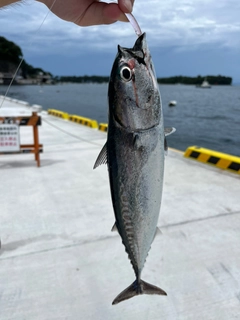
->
[164, 127, 176, 136]
[93, 142, 108, 169]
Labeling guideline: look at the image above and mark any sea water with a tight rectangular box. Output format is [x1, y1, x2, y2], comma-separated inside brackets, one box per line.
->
[0, 83, 239, 156]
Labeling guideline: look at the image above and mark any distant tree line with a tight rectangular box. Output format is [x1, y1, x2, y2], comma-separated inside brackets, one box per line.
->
[20, 60, 51, 79]
[0, 36, 232, 85]
[0, 36, 51, 78]
[57, 75, 109, 83]
[157, 75, 232, 85]
[0, 36, 22, 65]
[57, 74, 232, 85]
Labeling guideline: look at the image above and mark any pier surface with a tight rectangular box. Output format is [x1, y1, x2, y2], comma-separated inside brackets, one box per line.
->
[0, 98, 240, 320]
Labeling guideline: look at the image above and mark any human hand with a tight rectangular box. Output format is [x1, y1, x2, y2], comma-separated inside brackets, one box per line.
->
[37, 0, 135, 26]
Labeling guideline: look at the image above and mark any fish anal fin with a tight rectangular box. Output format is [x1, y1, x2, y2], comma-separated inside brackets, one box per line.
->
[111, 222, 118, 232]
[93, 142, 107, 169]
[153, 227, 162, 241]
[112, 279, 167, 305]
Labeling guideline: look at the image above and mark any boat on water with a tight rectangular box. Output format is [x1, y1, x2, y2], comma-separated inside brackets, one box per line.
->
[168, 100, 177, 107]
[196, 79, 211, 88]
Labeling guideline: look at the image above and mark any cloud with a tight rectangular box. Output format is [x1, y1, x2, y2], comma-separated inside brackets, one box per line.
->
[0, 0, 239, 80]
[133, 0, 240, 49]
[1, 0, 240, 52]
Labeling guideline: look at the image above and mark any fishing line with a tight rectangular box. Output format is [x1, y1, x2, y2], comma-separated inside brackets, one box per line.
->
[0, 0, 57, 109]
[42, 117, 103, 147]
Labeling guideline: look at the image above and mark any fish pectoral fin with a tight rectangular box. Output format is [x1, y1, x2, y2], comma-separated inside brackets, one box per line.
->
[164, 127, 176, 155]
[93, 142, 108, 169]
[133, 132, 153, 150]
[164, 127, 176, 136]
[112, 279, 167, 305]
[164, 137, 168, 155]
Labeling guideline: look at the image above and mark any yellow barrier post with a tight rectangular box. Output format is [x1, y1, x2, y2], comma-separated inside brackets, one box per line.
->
[98, 123, 108, 132]
[48, 109, 69, 120]
[69, 115, 98, 128]
[184, 146, 240, 174]
[48, 109, 99, 128]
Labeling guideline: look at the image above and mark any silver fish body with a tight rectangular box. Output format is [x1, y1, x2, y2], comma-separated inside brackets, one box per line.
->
[94, 33, 173, 304]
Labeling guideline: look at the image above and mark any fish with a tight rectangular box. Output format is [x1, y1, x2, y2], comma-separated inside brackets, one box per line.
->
[94, 33, 175, 305]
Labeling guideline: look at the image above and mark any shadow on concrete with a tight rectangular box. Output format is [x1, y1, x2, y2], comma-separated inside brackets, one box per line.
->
[0, 159, 65, 169]
[0, 234, 69, 255]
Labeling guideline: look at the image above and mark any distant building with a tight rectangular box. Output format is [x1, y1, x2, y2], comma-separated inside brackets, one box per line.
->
[0, 67, 54, 85]
[0, 71, 16, 85]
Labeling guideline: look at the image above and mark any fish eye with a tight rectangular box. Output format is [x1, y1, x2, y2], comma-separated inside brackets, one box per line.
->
[120, 66, 132, 82]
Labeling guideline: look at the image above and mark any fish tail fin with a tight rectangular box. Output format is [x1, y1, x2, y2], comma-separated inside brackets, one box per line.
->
[112, 279, 167, 305]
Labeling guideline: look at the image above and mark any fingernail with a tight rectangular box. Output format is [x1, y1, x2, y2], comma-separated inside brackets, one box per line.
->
[124, 0, 133, 12]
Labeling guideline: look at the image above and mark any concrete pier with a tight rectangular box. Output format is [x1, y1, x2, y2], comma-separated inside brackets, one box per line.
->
[0, 97, 240, 320]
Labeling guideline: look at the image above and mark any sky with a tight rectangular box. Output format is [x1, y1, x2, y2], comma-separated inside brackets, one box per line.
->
[0, 0, 240, 83]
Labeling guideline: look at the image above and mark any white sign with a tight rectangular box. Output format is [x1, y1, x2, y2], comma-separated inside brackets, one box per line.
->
[0, 124, 20, 152]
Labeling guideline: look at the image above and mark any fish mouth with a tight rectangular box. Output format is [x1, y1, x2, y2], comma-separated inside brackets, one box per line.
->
[134, 33, 158, 92]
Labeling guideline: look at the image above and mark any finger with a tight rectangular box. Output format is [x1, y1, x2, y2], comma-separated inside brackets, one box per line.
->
[75, 2, 128, 26]
[118, 0, 134, 13]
